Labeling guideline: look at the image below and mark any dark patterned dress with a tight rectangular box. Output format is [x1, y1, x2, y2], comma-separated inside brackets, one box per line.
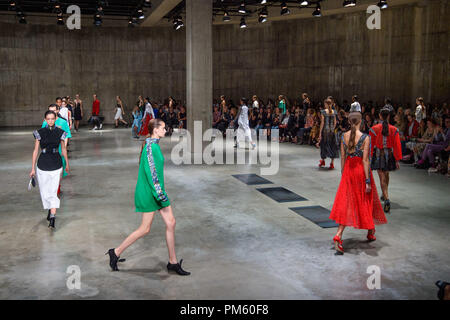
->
[320, 110, 339, 159]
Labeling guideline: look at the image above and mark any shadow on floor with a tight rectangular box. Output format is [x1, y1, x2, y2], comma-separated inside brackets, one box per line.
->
[331, 238, 388, 257]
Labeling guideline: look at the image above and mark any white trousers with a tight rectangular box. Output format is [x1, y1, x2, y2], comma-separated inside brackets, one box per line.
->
[36, 167, 62, 210]
[236, 126, 253, 144]
[114, 108, 123, 120]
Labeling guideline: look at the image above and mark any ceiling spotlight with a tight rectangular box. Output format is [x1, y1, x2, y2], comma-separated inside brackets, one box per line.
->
[223, 11, 231, 22]
[143, 0, 152, 8]
[281, 2, 290, 15]
[128, 16, 138, 27]
[299, 0, 308, 6]
[343, 0, 356, 7]
[173, 16, 183, 30]
[9, 1, 16, 8]
[260, 6, 268, 17]
[260, 0, 267, 4]
[312, 4, 321, 17]
[19, 16, 26, 24]
[377, 0, 388, 9]
[57, 17, 64, 25]
[238, 2, 246, 14]
[137, 8, 145, 19]
[258, 15, 267, 23]
[240, 17, 247, 28]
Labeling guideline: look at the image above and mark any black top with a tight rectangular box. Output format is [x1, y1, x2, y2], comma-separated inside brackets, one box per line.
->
[33, 127, 67, 171]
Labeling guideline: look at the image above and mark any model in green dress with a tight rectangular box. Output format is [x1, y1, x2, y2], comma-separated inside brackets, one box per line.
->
[107, 119, 190, 276]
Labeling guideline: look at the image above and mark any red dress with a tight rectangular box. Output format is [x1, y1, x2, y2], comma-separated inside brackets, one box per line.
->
[138, 113, 152, 136]
[329, 134, 387, 229]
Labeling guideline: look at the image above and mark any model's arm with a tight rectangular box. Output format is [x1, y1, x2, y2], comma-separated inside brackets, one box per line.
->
[340, 137, 345, 174]
[362, 136, 371, 193]
[80, 101, 84, 117]
[393, 129, 402, 163]
[68, 110, 72, 128]
[142, 143, 169, 203]
[60, 135, 70, 173]
[30, 138, 40, 177]
[318, 113, 324, 141]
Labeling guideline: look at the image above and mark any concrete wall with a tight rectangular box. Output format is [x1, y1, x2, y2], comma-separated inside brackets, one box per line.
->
[0, 23, 186, 126]
[0, 0, 448, 127]
[213, 0, 450, 106]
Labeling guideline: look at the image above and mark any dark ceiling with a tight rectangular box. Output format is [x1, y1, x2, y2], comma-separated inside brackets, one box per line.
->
[0, 0, 147, 17]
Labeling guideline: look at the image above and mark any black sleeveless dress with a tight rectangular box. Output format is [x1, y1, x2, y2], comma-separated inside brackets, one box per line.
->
[74, 102, 82, 120]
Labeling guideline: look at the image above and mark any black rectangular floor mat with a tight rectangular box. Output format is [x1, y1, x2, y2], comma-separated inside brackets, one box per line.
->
[256, 187, 307, 203]
[232, 174, 273, 185]
[289, 206, 338, 228]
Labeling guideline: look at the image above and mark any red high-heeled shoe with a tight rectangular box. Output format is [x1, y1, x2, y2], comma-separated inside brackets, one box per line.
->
[367, 229, 376, 242]
[333, 235, 344, 255]
[319, 159, 325, 168]
[329, 163, 334, 170]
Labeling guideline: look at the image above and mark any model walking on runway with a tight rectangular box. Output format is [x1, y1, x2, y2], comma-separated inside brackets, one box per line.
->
[131, 104, 142, 139]
[42, 104, 71, 198]
[107, 119, 190, 276]
[329, 112, 386, 255]
[114, 96, 128, 128]
[31, 110, 70, 229]
[73, 94, 83, 132]
[318, 98, 339, 169]
[369, 108, 402, 213]
[138, 97, 155, 136]
[235, 98, 256, 149]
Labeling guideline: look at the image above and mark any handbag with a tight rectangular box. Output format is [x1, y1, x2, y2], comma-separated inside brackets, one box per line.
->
[28, 176, 36, 191]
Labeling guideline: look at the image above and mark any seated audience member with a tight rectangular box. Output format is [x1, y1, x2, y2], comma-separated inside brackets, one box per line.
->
[297, 108, 314, 145]
[416, 118, 450, 169]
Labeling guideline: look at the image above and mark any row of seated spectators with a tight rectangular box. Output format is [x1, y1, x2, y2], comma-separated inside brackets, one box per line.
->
[211, 96, 450, 176]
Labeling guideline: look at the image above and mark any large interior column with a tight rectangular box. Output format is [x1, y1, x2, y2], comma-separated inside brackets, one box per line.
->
[186, 0, 212, 153]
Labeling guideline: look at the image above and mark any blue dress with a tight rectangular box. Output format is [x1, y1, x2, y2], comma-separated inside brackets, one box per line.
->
[131, 110, 142, 135]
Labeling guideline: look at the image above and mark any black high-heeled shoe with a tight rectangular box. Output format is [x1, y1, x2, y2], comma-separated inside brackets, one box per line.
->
[384, 199, 391, 213]
[167, 259, 191, 276]
[105, 248, 126, 271]
[435, 280, 449, 300]
[47, 210, 51, 221]
[48, 217, 55, 229]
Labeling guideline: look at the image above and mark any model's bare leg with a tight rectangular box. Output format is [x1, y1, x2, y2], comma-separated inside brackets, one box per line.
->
[115, 211, 155, 257]
[335, 225, 345, 238]
[159, 205, 177, 264]
[377, 170, 387, 200]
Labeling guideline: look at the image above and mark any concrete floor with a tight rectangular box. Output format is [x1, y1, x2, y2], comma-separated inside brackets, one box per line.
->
[0, 126, 449, 300]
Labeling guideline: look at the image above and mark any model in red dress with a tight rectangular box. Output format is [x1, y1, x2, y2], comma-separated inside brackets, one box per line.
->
[138, 98, 155, 136]
[329, 113, 387, 255]
[369, 108, 402, 213]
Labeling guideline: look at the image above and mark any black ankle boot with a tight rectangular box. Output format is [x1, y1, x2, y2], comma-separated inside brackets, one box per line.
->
[105, 248, 125, 271]
[167, 259, 191, 276]
[48, 217, 55, 229]
[47, 210, 51, 221]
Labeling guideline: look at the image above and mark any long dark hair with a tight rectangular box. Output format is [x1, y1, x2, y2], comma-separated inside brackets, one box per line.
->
[348, 112, 362, 153]
[380, 109, 390, 136]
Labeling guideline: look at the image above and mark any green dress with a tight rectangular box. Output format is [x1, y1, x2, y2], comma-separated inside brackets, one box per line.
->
[135, 138, 171, 212]
[42, 118, 72, 177]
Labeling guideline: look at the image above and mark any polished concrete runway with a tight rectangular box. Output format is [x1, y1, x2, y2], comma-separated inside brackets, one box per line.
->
[0, 126, 449, 299]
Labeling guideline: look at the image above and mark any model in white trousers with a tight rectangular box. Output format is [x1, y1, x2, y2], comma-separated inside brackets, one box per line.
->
[36, 167, 62, 209]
